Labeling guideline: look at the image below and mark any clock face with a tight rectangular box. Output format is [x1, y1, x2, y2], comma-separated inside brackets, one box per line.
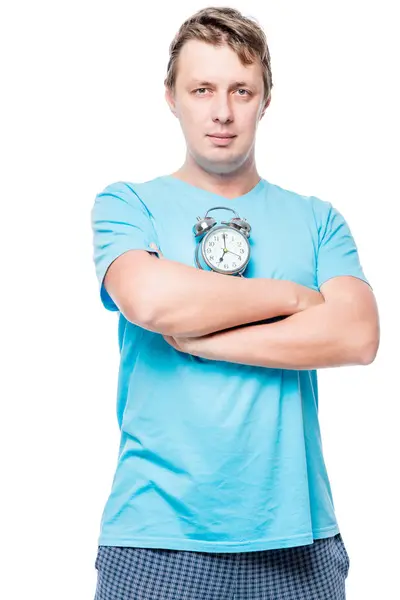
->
[202, 226, 250, 273]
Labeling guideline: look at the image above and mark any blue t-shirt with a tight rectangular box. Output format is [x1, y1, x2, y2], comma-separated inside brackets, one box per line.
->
[91, 175, 370, 552]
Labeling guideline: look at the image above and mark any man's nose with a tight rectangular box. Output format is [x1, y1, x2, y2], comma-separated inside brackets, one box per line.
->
[211, 94, 234, 124]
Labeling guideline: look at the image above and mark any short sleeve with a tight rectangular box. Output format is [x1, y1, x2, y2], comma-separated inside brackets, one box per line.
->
[91, 181, 160, 311]
[312, 198, 372, 291]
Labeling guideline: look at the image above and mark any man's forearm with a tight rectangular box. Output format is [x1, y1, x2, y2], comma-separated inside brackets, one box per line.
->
[140, 257, 310, 338]
[186, 300, 373, 370]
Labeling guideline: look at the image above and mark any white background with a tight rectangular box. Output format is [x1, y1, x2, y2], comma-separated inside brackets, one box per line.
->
[1, 1, 398, 599]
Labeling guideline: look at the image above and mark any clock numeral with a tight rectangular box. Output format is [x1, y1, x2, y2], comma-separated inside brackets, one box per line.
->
[206, 248, 211, 253]
[240, 249, 244, 254]
[210, 255, 214, 260]
[210, 241, 215, 247]
[224, 264, 229, 269]
[232, 262, 236, 267]
[213, 235, 219, 241]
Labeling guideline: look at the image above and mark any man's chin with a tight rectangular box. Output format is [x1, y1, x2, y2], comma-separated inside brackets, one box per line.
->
[201, 160, 243, 176]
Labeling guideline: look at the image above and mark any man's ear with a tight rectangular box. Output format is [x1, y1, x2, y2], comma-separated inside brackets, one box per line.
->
[259, 95, 272, 120]
[165, 86, 177, 117]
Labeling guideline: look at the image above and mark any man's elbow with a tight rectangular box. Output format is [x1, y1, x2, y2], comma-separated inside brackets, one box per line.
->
[358, 330, 380, 365]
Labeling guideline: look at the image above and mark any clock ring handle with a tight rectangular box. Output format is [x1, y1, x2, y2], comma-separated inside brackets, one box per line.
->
[203, 206, 250, 236]
[204, 206, 240, 219]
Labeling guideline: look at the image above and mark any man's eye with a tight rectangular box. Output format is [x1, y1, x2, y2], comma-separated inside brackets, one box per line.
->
[193, 88, 250, 96]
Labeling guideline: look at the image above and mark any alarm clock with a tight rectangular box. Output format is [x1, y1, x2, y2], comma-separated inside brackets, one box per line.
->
[192, 206, 252, 276]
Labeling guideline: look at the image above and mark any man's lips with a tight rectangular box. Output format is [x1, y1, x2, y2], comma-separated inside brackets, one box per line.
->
[207, 134, 237, 145]
[207, 134, 236, 138]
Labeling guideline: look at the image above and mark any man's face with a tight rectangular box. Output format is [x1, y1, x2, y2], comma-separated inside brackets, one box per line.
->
[165, 39, 269, 175]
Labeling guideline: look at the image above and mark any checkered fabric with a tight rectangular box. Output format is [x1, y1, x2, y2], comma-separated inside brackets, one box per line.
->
[93, 533, 350, 599]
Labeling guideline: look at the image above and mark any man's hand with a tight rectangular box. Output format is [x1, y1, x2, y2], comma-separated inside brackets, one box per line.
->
[162, 334, 189, 352]
[149, 243, 164, 259]
[163, 333, 210, 357]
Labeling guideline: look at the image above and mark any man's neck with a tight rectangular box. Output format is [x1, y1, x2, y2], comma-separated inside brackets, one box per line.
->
[170, 164, 261, 200]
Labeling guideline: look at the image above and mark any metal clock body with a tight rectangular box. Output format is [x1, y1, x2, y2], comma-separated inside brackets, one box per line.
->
[193, 206, 252, 277]
[201, 225, 250, 275]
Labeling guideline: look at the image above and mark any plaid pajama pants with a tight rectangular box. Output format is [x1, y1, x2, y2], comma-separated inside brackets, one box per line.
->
[93, 533, 350, 599]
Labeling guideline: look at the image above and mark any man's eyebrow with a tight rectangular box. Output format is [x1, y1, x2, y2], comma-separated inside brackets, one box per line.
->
[188, 80, 254, 88]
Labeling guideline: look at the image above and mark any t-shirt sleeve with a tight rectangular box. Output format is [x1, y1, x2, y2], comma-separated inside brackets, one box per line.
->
[312, 197, 372, 291]
[91, 181, 160, 312]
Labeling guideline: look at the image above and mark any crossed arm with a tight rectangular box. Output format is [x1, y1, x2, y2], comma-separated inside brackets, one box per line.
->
[105, 244, 379, 370]
[164, 276, 380, 370]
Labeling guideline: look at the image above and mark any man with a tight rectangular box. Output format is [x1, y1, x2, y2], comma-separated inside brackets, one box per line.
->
[91, 6, 379, 599]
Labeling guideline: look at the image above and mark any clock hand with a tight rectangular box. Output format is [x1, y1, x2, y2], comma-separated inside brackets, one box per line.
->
[218, 234, 226, 261]
[225, 250, 241, 259]
[218, 248, 226, 263]
[222, 233, 238, 258]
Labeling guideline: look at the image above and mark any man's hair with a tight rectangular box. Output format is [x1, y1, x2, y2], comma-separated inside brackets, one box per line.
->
[164, 6, 273, 105]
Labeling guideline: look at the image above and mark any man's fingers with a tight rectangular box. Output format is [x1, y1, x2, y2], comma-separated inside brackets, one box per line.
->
[149, 242, 164, 259]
